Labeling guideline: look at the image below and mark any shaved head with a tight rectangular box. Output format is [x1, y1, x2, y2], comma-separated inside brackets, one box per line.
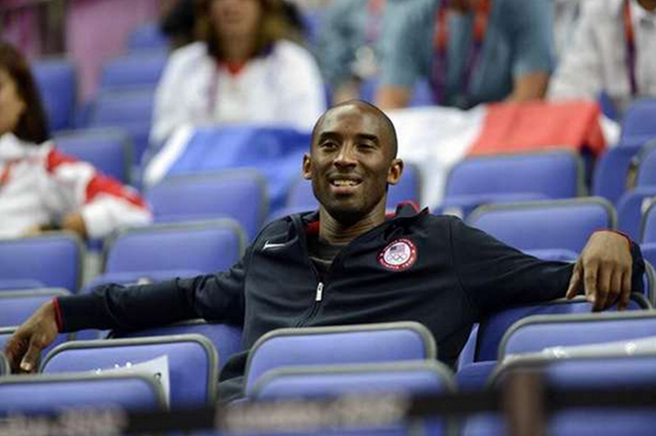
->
[311, 100, 398, 160]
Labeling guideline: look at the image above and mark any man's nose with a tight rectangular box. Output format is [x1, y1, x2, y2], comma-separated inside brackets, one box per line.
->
[334, 144, 357, 167]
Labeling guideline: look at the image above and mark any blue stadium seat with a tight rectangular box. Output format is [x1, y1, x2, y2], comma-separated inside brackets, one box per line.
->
[616, 186, 656, 240]
[145, 170, 268, 241]
[643, 203, 656, 243]
[252, 362, 454, 436]
[101, 220, 245, 276]
[456, 295, 649, 392]
[0, 289, 70, 328]
[54, 128, 134, 184]
[621, 99, 656, 146]
[244, 322, 436, 395]
[0, 233, 84, 292]
[643, 244, 656, 272]
[443, 151, 584, 218]
[500, 310, 656, 359]
[286, 163, 421, 211]
[111, 320, 243, 372]
[99, 52, 167, 90]
[0, 353, 8, 376]
[126, 22, 170, 52]
[467, 198, 615, 254]
[32, 57, 76, 132]
[0, 279, 45, 291]
[635, 143, 656, 187]
[0, 373, 166, 416]
[592, 143, 643, 205]
[466, 353, 656, 436]
[85, 88, 155, 172]
[41, 334, 218, 409]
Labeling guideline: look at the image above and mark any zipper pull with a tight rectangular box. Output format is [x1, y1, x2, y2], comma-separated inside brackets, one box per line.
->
[315, 282, 324, 302]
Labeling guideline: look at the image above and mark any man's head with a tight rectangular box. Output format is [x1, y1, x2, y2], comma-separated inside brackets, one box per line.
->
[303, 100, 404, 224]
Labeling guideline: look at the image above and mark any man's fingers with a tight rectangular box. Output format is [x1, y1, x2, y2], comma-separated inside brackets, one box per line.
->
[565, 261, 582, 300]
[596, 266, 613, 310]
[19, 336, 42, 373]
[607, 271, 623, 309]
[618, 271, 632, 311]
[583, 263, 599, 308]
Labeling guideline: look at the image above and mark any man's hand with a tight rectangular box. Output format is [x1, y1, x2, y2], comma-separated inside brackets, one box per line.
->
[4, 301, 59, 373]
[566, 231, 633, 311]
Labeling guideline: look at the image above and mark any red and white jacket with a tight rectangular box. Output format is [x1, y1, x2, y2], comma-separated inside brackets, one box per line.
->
[0, 133, 152, 239]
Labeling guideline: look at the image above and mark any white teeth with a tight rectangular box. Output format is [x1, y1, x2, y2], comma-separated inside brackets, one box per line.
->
[333, 180, 358, 187]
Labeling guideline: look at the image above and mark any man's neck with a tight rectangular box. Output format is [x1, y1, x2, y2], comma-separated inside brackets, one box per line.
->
[318, 205, 387, 245]
[218, 35, 255, 63]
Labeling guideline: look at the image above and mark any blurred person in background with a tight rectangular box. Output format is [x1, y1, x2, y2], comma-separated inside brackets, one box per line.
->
[317, 0, 397, 103]
[548, 0, 656, 117]
[150, 0, 326, 146]
[0, 41, 151, 240]
[376, 0, 554, 110]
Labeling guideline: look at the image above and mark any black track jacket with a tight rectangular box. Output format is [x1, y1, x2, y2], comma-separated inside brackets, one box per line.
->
[57, 204, 645, 401]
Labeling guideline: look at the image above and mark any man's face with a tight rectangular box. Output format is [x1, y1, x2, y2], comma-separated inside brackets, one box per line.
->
[303, 104, 403, 223]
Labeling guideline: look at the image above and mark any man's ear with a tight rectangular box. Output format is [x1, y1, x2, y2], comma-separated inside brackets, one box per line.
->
[387, 158, 404, 186]
[302, 153, 313, 180]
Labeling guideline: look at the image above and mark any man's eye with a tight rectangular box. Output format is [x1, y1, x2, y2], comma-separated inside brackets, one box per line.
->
[321, 141, 338, 149]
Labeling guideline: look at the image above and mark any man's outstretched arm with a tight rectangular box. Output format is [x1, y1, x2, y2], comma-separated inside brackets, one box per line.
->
[3, 249, 250, 374]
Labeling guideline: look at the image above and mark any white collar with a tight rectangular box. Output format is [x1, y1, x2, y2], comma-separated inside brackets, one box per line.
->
[0, 133, 44, 162]
[631, 0, 656, 25]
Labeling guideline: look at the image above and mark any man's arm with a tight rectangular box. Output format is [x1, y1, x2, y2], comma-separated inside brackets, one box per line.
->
[4, 247, 251, 373]
[506, 0, 555, 101]
[375, 0, 435, 110]
[450, 218, 644, 316]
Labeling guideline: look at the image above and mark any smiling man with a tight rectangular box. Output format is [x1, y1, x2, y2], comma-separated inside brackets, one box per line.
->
[5, 101, 645, 403]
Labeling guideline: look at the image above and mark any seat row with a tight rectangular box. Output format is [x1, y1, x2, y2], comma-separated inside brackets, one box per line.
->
[3, 309, 656, 435]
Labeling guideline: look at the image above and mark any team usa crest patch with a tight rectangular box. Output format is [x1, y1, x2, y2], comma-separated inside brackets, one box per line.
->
[378, 238, 417, 271]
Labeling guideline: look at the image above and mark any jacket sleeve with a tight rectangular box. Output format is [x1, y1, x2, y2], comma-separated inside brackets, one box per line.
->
[44, 146, 152, 239]
[448, 218, 645, 318]
[57, 246, 251, 332]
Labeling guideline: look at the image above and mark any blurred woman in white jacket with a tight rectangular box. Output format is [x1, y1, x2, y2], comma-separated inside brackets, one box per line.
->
[0, 41, 152, 239]
[150, 0, 326, 146]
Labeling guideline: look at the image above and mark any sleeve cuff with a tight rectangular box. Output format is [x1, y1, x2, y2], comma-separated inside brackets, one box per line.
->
[56, 293, 116, 332]
[52, 297, 63, 333]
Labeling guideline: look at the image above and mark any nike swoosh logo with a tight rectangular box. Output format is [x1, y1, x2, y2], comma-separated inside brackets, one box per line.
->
[262, 241, 286, 251]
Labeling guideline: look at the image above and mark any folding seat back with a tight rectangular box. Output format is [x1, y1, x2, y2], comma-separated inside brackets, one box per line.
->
[643, 202, 656, 243]
[245, 322, 436, 395]
[110, 320, 243, 371]
[146, 170, 268, 241]
[460, 295, 649, 367]
[592, 143, 643, 205]
[621, 98, 656, 145]
[41, 334, 218, 409]
[102, 220, 245, 275]
[0, 233, 84, 292]
[0, 353, 8, 376]
[32, 57, 76, 131]
[467, 198, 615, 253]
[474, 353, 656, 436]
[253, 362, 455, 436]
[127, 22, 170, 52]
[86, 88, 155, 165]
[617, 186, 656, 240]
[635, 143, 656, 187]
[0, 279, 45, 291]
[99, 52, 168, 90]
[0, 373, 166, 416]
[445, 150, 584, 199]
[499, 311, 656, 360]
[0, 289, 70, 328]
[286, 163, 422, 210]
[54, 128, 134, 183]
